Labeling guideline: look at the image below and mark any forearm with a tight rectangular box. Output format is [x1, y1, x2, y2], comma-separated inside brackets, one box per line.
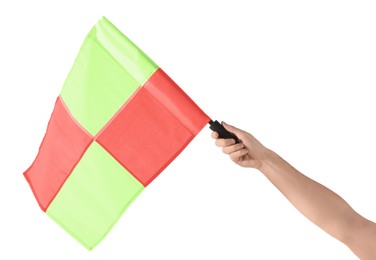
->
[213, 123, 376, 258]
[259, 149, 358, 242]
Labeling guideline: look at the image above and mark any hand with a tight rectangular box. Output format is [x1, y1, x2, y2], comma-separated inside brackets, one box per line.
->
[211, 122, 269, 170]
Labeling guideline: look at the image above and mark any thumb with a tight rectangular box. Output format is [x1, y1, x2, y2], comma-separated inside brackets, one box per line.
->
[222, 121, 243, 136]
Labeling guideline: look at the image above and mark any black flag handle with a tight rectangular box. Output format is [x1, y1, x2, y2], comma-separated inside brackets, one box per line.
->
[209, 120, 240, 143]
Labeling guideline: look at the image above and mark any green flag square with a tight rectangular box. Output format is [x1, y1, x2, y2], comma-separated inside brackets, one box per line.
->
[60, 17, 158, 135]
[46, 141, 144, 249]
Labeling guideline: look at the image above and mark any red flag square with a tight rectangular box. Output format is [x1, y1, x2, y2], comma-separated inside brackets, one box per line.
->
[24, 97, 93, 211]
[97, 68, 210, 187]
[97, 86, 194, 186]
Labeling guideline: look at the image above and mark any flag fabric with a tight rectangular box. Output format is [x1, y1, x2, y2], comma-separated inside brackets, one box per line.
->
[24, 16, 210, 250]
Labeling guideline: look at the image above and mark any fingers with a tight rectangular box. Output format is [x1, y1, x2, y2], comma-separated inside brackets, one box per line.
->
[222, 142, 245, 154]
[211, 125, 250, 164]
[215, 138, 236, 147]
[229, 148, 248, 162]
[212, 128, 238, 147]
[211, 131, 219, 139]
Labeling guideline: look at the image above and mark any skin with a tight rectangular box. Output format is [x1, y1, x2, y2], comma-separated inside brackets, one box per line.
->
[212, 122, 376, 260]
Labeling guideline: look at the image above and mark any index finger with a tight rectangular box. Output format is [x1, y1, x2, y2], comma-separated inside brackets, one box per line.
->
[215, 138, 236, 147]
[211, 131, 219, 139]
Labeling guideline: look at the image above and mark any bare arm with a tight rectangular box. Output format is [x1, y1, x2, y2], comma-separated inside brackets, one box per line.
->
[212, 122, 376, 259]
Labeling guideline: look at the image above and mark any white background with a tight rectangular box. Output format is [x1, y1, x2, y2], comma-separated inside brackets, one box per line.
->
[1, 1, 375, 259]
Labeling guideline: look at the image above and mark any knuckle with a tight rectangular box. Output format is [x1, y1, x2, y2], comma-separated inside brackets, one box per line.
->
[236, 143, 244, 149]
[223, 139, 234, 146]
[230, 154, 237, 162]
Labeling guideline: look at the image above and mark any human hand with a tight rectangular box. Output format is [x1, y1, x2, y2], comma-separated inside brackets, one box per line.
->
[211, 122, 269, 170]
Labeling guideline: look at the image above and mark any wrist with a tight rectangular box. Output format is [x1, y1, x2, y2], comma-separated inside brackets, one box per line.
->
[258, 148, 279, 173]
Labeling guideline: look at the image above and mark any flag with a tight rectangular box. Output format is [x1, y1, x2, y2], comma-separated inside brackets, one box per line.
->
[24, 16, 210, 250]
